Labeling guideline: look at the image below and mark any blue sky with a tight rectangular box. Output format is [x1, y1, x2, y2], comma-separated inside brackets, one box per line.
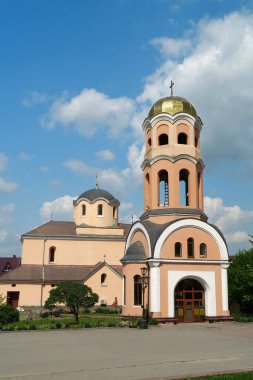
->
[1, 0, 253, 256]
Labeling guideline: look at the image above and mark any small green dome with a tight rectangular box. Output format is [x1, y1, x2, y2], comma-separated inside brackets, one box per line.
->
[148, 96, 197, 119]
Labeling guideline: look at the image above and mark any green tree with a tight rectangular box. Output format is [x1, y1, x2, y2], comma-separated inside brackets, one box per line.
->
[44, 281, 99, 323]
[0, 293, 5, 306]
[228, 248, 253, 314]
[249, 234, 253, 246]
[0, 304, 19, 325]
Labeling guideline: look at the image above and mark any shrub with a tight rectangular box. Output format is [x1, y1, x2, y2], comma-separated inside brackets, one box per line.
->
[95, 307, 119, 315]
[41, 311, 50, 318]
[0, 323, 3, 330]
[29, 325, 37, 330]
[149, 318, 158, 325]
[0, 304, 19, 325]
[52, 310, 61, 318]
[49, 325, 56, 329]
[55, 322, 62, 329]
[64, 323, 71, 328]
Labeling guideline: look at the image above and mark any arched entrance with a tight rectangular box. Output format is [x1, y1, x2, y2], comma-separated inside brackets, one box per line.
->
[175, 279, 205, 322]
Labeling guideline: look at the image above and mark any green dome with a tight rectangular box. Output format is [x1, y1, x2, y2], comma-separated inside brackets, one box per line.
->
[148, 96, 197, 119]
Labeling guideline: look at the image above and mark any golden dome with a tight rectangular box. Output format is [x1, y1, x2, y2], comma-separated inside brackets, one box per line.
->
[148, 96, 197, 119]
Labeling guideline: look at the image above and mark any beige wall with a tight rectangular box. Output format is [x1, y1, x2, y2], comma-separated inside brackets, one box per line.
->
[161, 227, 221, 260]
[22, 238, 125, 265]
[74, 199, 118, 228]
[85, 266, 122, 306]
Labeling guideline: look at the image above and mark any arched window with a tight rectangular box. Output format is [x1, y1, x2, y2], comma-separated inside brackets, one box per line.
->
[101, 273, 107, 286]
[147, 138, 152, 148]
[145, 173, 150, 209]
[49, 247, 56, 263]
[187, 238, 194, 258]
[178, 133, 188, 144]
[158, 134, 168, 146]
[113, 206, 116, 218]
[200, 243, 207, 257]
[175, 242, 182, 257]
[134, 275, 142, 306]
[195, 128, 199, 148]
[158, 170, 169, 206]
[98, 204, 103, 216]
[82, 204, 86, 216]
[179, 169, 189, 206]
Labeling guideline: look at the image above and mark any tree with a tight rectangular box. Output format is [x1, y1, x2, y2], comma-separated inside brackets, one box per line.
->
[44, 281, 99, 323]
[0, 304, 19, 325]
[228, 248, 253, 314]
[249, 234, 253, 246]
[0, 293, 5, 306]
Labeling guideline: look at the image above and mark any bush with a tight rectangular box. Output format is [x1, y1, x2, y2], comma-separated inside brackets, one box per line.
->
[0, 304, 19, 325]
[149, 318, 158, 325]
[0, 323, 3, 330]
[41, 311, 50, 318]
[55, 322, 62, 329]
[29, 325, 37, 330]
[95, 307, 119, 315]
[49, 325, 56, 329]
[64, 323, 71, 328]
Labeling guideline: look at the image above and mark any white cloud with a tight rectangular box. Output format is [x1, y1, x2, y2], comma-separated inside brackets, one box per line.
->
[42, 89, 135, 138]
[137, 11, 253, 171]
[0, 203, 15, 226]
[40, 195, 77, 222]
[0, 153, 8, 172]
[96, 149, 115, 161]
[18, 152, 33, 160]
[150, 37, 191, 58]
[204, 196, 252, 248]
[0, 230, 7, 243]
[0, 178, 18, 194]
[22, 91, 51, 107]
[40, 166, 50, 173]
[63, 159, 96, 175]
[50, 179, 62, 188]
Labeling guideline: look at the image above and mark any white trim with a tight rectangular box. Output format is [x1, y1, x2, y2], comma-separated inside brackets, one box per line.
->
[154, 219, 228, 261]
[168, 271, 216, 318]
[150, 262, 160, 312]
[148, 258, 229, 265]
[124, 222, 151, 256]
[221, 266, 229, 311]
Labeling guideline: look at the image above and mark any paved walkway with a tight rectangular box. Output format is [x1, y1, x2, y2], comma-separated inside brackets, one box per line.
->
[0, 322, 252, 380]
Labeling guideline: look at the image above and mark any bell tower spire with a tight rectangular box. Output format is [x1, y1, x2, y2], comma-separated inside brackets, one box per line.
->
[141, 95, 205, 223]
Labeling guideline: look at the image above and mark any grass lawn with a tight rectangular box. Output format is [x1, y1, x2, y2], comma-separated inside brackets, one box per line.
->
[182, 373, 253, 380]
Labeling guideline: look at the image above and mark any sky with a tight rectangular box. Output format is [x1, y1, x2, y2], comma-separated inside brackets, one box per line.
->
[1, 0, 253, 257]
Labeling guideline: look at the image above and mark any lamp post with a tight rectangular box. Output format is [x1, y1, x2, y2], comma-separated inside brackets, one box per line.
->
[139, 266, 149, 329]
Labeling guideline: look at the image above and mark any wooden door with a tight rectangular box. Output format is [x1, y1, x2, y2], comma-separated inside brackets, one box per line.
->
[7, 291, 19, 307]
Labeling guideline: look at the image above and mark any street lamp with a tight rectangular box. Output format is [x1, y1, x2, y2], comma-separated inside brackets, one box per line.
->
[139, 266, 149, 329]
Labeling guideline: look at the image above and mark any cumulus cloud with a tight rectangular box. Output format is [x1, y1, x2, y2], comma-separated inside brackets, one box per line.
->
[22, 91, 51, 107]
[41, 89, 135, 138]
[0, 153, 8, 172]
[40, 195, 77, 222]
[150, 37, 191, 58]
[0, 178, 18, 194]
[96, 149, 115, 161]
[137, 11, 253, 172]
[204, 196, 252, 249]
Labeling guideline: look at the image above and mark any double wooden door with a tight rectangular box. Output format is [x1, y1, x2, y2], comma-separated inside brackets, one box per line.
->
[175, 279, 205, 322]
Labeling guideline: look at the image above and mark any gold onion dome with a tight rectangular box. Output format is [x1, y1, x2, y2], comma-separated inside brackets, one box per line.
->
[148, 96, 197, 119]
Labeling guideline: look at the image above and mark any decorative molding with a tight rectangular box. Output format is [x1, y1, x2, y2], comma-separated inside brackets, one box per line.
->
[168, 270, 216, 317]
[154, 218, 229, 261]
[124, 222, 151, 257]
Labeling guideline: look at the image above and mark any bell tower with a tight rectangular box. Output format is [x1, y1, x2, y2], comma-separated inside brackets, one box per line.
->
[141, 95, 206, 224]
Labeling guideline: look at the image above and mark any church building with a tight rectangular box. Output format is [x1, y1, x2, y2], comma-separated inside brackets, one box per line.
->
[121, 95, 231, 322]
[0, 93, 231, 322]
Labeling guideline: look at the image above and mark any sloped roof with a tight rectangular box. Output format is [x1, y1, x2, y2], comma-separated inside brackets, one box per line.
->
[0, 257, 21, 275]
[0, 262, 122, 283]
[23, 220, 131, 239]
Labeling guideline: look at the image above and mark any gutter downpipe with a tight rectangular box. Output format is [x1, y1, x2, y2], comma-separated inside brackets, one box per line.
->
[40, 237, 47, 313]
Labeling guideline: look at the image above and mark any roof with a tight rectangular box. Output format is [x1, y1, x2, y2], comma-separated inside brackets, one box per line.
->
[148, 96, 197, 119]
[23, 220, 131, 239]
[0, 262, 122, 283]
[121, 241, 147, 262]
[75, 188, 120, 205]
[0, 257, 21, 275]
